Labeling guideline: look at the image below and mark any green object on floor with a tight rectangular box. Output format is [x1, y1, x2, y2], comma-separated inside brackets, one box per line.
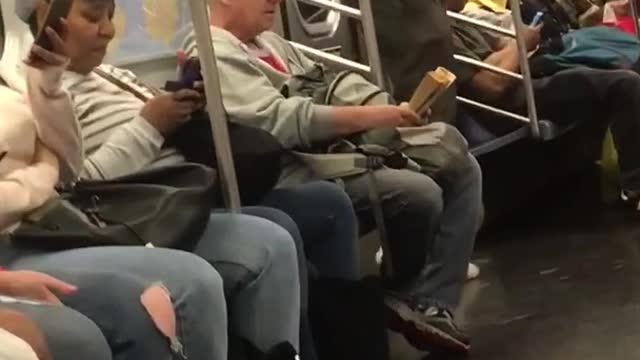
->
[600, 130, 620, 203]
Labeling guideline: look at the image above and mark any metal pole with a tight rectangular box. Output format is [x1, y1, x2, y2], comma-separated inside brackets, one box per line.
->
[188, 0, 242, 211]
[358, 0, 385, 88]
[630, 0, 640, 39]
[508, 0, 541, 138]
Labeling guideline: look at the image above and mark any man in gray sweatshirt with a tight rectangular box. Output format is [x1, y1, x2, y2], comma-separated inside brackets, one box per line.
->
[182, 0, 484, 354]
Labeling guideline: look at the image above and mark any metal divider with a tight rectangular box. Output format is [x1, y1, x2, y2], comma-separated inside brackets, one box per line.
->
[448, 1, 541, 138]
[188, 0, 242, 211]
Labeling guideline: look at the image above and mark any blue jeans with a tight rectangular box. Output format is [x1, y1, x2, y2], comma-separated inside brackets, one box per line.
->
[0, 301, 111, 360]
[1, 211, 301, 359]
[344, 154, 483, 308]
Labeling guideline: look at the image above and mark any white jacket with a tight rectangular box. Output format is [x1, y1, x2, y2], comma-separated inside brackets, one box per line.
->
[0, 328, 39, 360]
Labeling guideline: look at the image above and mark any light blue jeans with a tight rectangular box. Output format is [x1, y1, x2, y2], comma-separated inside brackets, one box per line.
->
[344, 154, 483, 308]
[1, 211, 300, 360]
[0, 301, 111, 360]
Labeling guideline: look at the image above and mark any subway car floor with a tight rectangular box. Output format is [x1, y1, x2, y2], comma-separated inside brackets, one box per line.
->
[377, 168, 640, 360]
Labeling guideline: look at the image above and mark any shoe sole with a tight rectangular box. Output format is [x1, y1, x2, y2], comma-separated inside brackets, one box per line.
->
[385, 304, 470, 354]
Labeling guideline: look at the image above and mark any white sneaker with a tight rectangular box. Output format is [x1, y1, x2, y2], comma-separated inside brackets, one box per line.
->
[377, 247, 480, 281]
[467, 263, 480, 280]
[375, 247, 384, 265]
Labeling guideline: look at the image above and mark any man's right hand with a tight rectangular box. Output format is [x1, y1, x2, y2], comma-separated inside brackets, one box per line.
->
[374, 105, 423, 128]
[140, 90, 203, 136]
[523, 25, 543, 52]
[0, 271, 77, 306]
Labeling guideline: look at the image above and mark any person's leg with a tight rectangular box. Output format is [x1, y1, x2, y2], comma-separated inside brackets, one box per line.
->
[192, 212, 301, 352]
[238, 206, 316, 360]
[6, 247, 228, 360]
[0, 302, 111, 360]
[260, 181, 361, 280]
[343, 161, 481, 353]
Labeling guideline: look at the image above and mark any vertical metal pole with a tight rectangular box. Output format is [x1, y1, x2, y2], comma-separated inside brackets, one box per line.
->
[188, 0, 242, 211]
[358, 0, 385, 88]
[508, 0, 541, 139]
[630, 0, 640, 39]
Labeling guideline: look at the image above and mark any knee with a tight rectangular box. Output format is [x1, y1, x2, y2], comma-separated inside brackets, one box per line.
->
[214, 216, 299, 295]
[392, 174, 445, 219]
[162, 250, 226, 301]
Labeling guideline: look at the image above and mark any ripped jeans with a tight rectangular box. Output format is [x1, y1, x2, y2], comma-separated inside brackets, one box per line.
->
[0, 211, 301, 360]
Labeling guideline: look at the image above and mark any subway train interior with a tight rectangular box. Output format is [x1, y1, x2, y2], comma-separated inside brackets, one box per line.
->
[1, 0, 640, 359]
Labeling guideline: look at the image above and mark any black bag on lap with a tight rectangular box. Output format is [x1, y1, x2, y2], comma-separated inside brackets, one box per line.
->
[169, 110, 284, 206]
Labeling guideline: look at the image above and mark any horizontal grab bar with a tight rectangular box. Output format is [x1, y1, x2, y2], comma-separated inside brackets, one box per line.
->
[290, 41, 371, 73]
[454, 54, 523, 80]
[446, 11, 516, 38]
[296, 0, 362, 19]
[457, 96, 531, 123]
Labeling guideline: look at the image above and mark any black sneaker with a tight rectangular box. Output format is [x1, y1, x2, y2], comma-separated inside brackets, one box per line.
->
[384, 296, 470, 354]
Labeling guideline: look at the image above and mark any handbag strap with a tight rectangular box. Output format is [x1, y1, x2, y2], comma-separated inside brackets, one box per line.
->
[94, 67, 162, 101]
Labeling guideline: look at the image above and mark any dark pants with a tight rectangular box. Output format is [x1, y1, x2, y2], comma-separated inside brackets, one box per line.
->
[245, 181, 361, 360]
[518, 68, 640, 193]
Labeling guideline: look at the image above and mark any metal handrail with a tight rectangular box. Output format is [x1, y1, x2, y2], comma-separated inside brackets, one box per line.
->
[291, 0, 385, 88]
[454, 54, 523, 80]
[446, 11, 516, 37]
[297, 0, 362, 19]
[290, 41, 371, 73]
[457, 96, 530, 123]
[358, 0, 385, 88]
[188, 0, 242, 211]
[509, 0, 540, 138]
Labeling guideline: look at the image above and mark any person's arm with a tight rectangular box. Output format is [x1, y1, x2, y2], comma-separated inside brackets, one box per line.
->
[467, 39, 521, 102]
[76, 66, 201, 180]
[0, 142, 59, 232]
[213, 44, 419, 148]
[465, 25, 542, 103]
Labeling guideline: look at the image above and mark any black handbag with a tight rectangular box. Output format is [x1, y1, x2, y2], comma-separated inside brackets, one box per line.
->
[10, 163, 217, 251]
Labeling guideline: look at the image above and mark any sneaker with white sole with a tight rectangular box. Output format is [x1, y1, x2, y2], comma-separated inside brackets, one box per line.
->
[384, 295, 470, 354]
[376, 248, 479, 281]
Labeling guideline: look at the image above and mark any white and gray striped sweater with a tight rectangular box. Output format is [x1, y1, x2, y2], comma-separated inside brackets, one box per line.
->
[64, 64, 184, 180]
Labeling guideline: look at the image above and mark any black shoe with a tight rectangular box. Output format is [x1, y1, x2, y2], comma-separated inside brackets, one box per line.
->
[384, 296, 470, 354]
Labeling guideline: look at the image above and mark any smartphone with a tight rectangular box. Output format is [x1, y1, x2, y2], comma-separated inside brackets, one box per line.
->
[34, 0, 73, 51]
[530, 11, 544, 27]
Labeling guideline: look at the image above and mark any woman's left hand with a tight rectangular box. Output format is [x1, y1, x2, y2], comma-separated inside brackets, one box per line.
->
[25, 21, 70, 69]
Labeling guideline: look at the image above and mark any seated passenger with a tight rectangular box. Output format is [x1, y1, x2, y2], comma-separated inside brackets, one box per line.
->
[17, 1, 358, 358]
[182, 0, 485, 353]
[3, 5, 300, 359]
[446, 0, 640, 206]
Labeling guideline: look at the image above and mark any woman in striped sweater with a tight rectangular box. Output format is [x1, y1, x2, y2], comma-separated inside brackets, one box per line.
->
[0, 6, 286, 359]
